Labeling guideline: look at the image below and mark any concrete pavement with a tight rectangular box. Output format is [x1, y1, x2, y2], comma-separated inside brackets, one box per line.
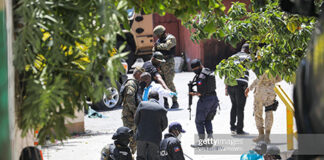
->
[43, 71, 295, 160]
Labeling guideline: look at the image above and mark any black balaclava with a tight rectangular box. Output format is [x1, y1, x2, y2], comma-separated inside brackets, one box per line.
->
[191, 59, 202, 75]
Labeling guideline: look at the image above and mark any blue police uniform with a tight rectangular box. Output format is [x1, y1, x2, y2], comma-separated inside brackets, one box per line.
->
[160, 133, 185, 160]
[194, 68, 219, 136]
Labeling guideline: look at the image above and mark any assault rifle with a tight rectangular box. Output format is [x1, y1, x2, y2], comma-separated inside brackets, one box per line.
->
[188, 76, 197, 120]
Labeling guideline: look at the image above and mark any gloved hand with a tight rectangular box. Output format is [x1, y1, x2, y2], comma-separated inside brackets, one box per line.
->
[170, 92, 177, 97]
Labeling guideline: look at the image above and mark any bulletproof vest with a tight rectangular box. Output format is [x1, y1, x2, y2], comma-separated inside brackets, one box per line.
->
[156, 35, 176, 56]
[107, 144, 132, 160]
[196, 68, 216, 96]
[120, 79, 142, 106]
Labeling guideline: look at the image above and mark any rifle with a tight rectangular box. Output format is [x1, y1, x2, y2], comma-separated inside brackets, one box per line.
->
[188, 76, 197, 120]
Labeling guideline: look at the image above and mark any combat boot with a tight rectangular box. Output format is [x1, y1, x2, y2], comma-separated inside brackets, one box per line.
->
[171, 100, 179, 109]
[191, 134, 205, 148]
[253, 128, 265, 143]
[164, 98, 169, 109]
[264, 130, 271, 144]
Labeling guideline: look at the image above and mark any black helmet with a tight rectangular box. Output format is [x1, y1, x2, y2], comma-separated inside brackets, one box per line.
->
[112, 127, 133, 140]
[19, 146, 42, 160]
[112, 127, 133, 147]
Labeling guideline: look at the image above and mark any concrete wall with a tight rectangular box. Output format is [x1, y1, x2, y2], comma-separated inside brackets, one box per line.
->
[6, 1, 35, 159]
[65, 110, 85, 134]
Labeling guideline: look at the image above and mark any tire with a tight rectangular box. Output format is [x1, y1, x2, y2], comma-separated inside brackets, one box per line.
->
[92, 82, 122, 111]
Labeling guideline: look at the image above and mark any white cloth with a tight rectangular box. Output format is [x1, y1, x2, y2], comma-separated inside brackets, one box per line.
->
[143, 82, 173, 106]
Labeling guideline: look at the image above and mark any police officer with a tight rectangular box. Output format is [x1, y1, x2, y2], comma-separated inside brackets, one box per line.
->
[189, 59, 219, 148]
[101, 127, 133, 160]
[121, 67, 144, 154]
[245, 73, 281, 143]
[153, 25, 179, 109]
[226, 43, 250, 135]
[160, 122, 186, 160]
[143, 52, 171, 108]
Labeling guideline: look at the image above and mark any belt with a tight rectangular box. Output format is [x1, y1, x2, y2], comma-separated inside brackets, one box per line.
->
[201, 92, 216, 97]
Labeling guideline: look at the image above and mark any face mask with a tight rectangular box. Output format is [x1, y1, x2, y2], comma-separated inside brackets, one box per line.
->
[139, 81, 147, 89]
[194, 68, 202, 75]
[152, 60, 161, 67]
[177, 133, 182, 140]
[116, 137, 130, 147]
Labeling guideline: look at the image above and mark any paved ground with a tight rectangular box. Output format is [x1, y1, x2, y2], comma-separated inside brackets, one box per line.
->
[43, 72, 295, 160]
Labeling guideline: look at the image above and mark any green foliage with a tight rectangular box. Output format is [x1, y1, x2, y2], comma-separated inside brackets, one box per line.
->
[183, 0, 318, 82]
[215, 57, 247, 86]
[14, 0, 128, 144]
[127, 0, 226, 21]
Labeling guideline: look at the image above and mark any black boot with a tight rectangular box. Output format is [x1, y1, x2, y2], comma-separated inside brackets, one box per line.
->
[191, 134, 205, 148]
[164, 98, 169, 109]
[171, 100, 179, 109]
[206, 134, 214, 147]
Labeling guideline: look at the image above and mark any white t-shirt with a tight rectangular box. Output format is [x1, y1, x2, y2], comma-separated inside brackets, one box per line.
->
[142, 82, 173, 106]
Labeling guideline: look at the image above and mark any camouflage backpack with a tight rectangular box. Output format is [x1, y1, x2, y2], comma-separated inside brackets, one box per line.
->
[119, 79, 141, 106]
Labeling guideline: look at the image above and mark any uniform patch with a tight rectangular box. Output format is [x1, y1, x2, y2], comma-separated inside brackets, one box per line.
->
[197, 81, 202, 85]
[174, 147, 181, 152]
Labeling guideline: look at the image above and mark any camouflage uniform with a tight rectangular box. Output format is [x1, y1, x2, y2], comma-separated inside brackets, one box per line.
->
[249, 73, 281, 143]
[101, 144, 133, 160]
[121, 79, 138, 154]
[154, 34, 177, 102]
[101, 144, 112, 160]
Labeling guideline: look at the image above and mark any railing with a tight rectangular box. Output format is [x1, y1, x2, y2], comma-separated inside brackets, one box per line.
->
[274, 85, 297, 150]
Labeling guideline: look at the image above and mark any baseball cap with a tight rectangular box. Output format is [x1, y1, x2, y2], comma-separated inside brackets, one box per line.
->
[152, 51, 166, 62]
[169, 122, 186, 133]
[190, 59, 201, 69]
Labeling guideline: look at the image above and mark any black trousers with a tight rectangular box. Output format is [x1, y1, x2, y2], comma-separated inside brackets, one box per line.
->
[228, 83, 247, 132]
[136, 141, 159, 160]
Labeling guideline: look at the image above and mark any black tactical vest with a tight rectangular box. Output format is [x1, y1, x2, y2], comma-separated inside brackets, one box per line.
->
[196, 68, 216, 96]
[156, 34, 176, 57]
[108, 144, 132, 160]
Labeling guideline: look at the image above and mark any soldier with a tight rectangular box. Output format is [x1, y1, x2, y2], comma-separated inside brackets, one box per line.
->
[101, 126, 133, 160]
[121, 67, 144, 154]
[160, 122, 186, 160]
[226, 43, 250, 135]
[245, 73, 281, 143]
[143, 52, 172, 109]
[189, 59, 219, 148]
[153, 25, 179, 109]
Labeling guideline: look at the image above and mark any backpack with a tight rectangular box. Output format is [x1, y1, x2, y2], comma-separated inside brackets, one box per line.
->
[119, 79, 141, 106]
